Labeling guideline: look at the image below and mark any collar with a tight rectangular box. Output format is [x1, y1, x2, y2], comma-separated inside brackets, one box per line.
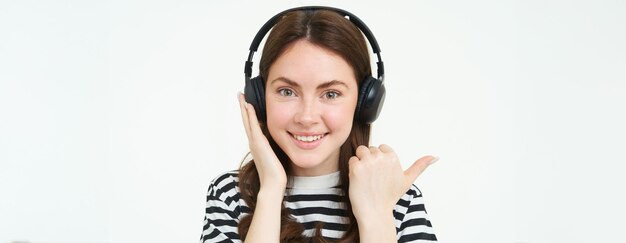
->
[289, 171, 341, 189]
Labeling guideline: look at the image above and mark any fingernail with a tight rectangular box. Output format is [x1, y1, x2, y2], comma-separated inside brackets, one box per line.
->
[429, 156, 439, 165]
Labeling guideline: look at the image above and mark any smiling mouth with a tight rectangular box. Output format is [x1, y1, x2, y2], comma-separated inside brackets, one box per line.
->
[289, 132, 327, 142]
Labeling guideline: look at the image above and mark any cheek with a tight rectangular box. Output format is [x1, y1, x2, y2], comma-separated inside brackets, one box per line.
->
[266, 103, 291, 131]
[323, 104, 356, 131]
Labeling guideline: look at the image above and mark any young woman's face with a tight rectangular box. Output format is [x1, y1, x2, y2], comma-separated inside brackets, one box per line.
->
[265, 40, 359, 176]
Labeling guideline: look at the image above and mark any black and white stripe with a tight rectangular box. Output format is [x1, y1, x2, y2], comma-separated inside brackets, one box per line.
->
[200, 170, 437, 242]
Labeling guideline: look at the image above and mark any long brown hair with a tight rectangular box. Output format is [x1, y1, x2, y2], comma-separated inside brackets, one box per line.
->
[238, 9, 372, 242]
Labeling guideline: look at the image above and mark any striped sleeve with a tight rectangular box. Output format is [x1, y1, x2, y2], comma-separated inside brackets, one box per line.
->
[200, 172, 243, 243]
[395, 185, 438, 242]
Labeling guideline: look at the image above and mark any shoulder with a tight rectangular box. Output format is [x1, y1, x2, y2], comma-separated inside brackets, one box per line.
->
[209, 170, 240, 188]
[394, 184, 437, 241]
[205, 170, 248, 215]
[397, 184, 424, 207]
[408, 184, 423, 196]
[202, 170, 246, 242]
[206, 170, 241, 199]
[394, 184, 428, 219]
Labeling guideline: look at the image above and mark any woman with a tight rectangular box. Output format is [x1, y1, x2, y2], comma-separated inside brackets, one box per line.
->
[201, 7, 438, 243]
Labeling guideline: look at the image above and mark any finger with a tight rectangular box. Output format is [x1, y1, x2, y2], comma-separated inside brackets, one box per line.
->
[238, 93, 252, 140]
[348, 156, 359, 168]
[245, 102, 264, 140]
[404, 156, 438, 186]
[355, 145, 370, 159]
[378, 144, 395, 154]
[368, 146, 381, 155]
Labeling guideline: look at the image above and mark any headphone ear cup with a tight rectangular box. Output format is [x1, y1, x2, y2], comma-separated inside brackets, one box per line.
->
[355, 76, 386, 124]
[244, 76, 267, 122]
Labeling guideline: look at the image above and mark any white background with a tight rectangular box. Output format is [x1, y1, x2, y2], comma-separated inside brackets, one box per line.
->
[1, 0, 625, 243]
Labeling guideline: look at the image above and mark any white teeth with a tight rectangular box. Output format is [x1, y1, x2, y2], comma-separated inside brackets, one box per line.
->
[293, 134, 323, 142]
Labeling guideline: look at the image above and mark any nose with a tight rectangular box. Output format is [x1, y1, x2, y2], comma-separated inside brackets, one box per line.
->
[294, 98, 320, 127]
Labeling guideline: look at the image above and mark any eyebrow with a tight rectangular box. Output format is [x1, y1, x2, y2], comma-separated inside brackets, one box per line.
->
[270, 77, 349, 90]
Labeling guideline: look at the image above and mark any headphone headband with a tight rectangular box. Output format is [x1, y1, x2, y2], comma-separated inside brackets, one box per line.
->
[243, 6, 387, 124]
[244, 6, 384, 82]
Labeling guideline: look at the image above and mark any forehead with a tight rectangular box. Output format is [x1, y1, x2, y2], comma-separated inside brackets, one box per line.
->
[267, 40, 357, 88]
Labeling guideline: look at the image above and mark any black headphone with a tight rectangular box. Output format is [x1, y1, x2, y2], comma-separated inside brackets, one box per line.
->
[244, 6, 385, 124]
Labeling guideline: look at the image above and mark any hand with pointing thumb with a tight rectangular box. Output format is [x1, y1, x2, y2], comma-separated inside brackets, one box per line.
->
[348, 144, 437, 224]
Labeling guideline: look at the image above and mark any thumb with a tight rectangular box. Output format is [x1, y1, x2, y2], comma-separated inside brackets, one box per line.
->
[404, 156, 438, 186]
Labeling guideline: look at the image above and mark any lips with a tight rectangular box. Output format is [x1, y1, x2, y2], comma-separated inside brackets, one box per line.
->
[288, 132, 328, 150]
[292, 134, 324, 142]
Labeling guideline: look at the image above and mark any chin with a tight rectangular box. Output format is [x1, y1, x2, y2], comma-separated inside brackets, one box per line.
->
[286, 152, 337, 176]
[288, 154, 323, 168]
